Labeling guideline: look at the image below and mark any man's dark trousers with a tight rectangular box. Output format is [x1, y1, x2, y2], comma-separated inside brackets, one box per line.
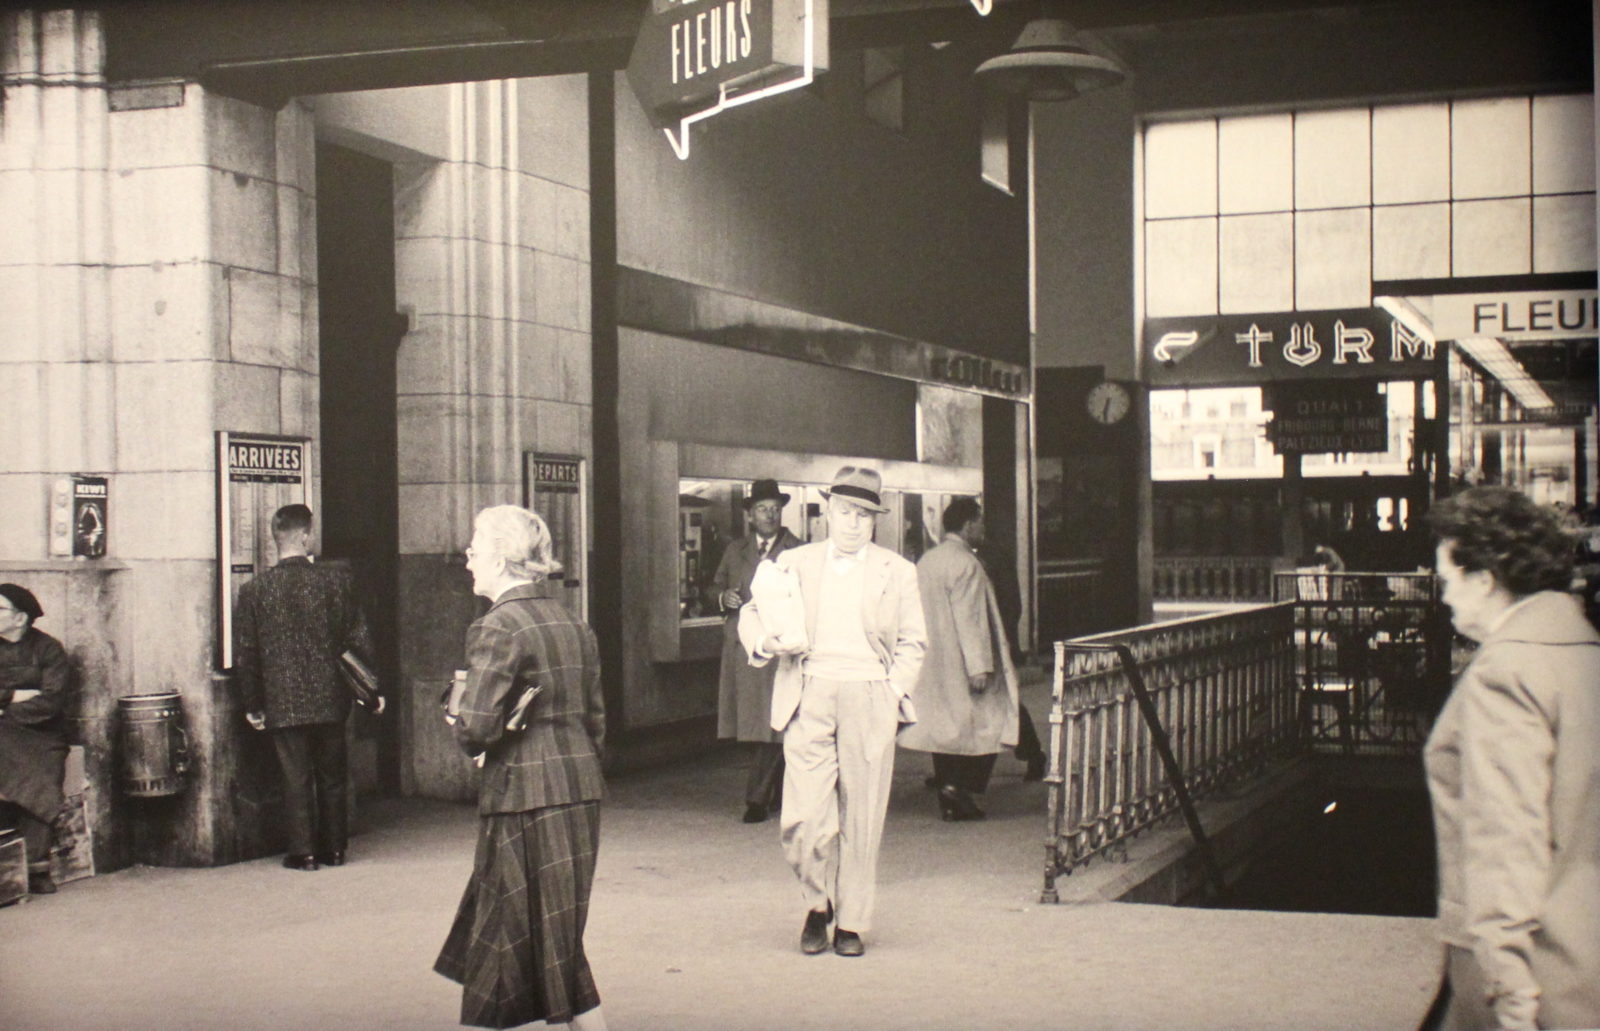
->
[271, 722, 347, 856]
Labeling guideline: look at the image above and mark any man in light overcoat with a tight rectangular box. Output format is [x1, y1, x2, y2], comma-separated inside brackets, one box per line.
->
[739, 465, 925, 958]
[710, 479, 802, 823]
[900, 497, 1019, 821]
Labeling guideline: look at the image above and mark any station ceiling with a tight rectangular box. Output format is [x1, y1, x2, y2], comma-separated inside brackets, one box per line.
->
[94, 0, 1591, 108]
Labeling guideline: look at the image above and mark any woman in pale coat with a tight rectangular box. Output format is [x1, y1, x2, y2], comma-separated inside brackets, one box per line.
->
[1422, 486, 1600, 1031]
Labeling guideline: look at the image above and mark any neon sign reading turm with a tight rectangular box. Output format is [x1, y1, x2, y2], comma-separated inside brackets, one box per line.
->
[1145, 308, 1444, 386]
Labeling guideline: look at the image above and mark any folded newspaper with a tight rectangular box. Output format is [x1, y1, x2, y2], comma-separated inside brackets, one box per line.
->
[749, 559, 807, 654]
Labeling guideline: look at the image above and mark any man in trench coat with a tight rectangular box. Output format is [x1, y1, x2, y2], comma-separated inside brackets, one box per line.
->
[899, 497, 1019, 821]
[710, 479, 801, 823]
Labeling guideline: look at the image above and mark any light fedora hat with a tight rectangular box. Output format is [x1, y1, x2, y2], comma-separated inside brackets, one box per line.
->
[822, 465, 889, 513]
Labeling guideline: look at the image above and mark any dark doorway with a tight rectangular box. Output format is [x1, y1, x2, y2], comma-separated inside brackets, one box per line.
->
[315, 141, 405, 795]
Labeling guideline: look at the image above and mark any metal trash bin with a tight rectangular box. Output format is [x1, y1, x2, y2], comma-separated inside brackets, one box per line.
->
[117, 693, 190, 797]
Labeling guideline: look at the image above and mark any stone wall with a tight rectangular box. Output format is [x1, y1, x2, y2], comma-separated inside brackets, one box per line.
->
[1, 8, 319, 865]
[315, 78, 594, 798]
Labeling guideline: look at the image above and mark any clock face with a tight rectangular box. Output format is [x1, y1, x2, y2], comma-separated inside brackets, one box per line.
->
[1087, 381, 1132, 425]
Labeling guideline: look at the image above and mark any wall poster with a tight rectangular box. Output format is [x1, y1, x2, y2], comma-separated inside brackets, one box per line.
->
[524, 453, 588, 621]
[216, 432, 310, 669]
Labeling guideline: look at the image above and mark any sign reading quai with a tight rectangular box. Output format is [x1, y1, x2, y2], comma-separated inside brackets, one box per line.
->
[1145, 308, 1442, 387]
[1264, 381, 1389, 455]
[626, 0, 828, 158]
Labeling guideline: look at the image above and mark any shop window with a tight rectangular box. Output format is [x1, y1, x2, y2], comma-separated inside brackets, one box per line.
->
[676, 478, 805, 625]
[676, 476, 944, 625]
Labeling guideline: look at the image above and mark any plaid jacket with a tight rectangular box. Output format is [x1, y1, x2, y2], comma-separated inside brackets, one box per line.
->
[454, 583, 605, 815]
[232, 557, 374, 729]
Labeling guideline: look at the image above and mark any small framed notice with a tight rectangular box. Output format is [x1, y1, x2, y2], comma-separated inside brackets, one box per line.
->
[523, 453, 588, 621]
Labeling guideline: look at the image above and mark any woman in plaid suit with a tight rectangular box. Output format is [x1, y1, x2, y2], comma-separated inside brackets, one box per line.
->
[435, 505, 608, 1031]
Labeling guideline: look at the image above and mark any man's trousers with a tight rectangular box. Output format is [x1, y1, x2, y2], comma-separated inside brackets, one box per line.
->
[780, 676, 899, 933]
[270, 722, 348, 857]
[744, 742, 785, 809]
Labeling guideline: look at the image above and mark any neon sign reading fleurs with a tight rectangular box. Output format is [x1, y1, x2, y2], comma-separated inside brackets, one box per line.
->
[1232, 318, 1435, 368]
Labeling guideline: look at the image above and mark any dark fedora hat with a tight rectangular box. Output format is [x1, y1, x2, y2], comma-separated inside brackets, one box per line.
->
[743, 479, 791, 509]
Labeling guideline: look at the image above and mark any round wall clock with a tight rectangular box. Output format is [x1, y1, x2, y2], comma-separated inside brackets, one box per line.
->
[1086, 380, 1132, 425]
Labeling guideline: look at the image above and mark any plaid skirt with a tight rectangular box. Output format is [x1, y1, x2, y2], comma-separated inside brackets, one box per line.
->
[434, 801, 602, 1028]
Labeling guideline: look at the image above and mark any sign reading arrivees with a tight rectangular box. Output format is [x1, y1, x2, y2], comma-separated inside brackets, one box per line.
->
[626, 0, 827, 156]
[216, 432, 310, 668]
[1264, 380, 1389, 455]
[1145, 309, 1442, 387]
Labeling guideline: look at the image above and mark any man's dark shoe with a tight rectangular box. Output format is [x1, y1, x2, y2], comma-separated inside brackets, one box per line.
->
[833, 928, 864, 957]
[800, 903, 832, 954]
[1024, 754, 1046, 782]
[315, 850, 346, 867]
[282, 853, 319, 871]
[28, 871, 57, 894]
[741, 804, 768, 824]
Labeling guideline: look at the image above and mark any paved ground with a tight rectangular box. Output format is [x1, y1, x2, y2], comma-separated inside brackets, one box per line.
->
[1, 675, 1441, 1031]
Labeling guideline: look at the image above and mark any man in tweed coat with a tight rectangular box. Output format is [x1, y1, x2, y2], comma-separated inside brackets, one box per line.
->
[233, 504, 375, 871]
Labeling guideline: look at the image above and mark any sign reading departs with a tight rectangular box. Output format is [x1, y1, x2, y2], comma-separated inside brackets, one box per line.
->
[1431, 290, 1599, 341]
[1264, 380, 1389, 455]
[627, 0, 828, 158]
[525, 454, 589, 621]
[1145, 308, 1442, 388]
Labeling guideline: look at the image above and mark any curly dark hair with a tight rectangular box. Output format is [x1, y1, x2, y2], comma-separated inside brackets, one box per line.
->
[1427, 485, 1575, 596]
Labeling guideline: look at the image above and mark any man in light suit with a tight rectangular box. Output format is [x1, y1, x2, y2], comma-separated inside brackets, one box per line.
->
[739, 466, 926, 957]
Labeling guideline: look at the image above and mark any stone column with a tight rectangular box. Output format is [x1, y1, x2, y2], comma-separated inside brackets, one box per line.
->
[1, 8, 318, 866]
[390, 77, 592, 799]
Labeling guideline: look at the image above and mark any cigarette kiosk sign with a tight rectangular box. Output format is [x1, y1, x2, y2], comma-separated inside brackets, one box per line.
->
[626, 0, 828, 159]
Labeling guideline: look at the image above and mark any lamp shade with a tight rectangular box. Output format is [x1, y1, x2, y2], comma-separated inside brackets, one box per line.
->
[974, 18, 1127, 101]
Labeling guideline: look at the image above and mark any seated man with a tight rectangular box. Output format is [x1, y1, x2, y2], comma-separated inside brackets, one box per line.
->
[0, 584, 71, 895]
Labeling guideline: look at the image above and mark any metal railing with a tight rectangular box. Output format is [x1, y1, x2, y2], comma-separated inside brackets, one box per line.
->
[1042, 603, 1298, 902]
[1273, 571, 1451, 756]
[1153, 555, 1282, 603]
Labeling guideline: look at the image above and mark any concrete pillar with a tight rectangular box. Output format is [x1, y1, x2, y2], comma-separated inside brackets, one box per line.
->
[1, 8, 318, 866]
[377, 77, 593, 799]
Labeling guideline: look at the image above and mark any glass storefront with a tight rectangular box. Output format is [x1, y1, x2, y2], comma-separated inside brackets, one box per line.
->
[675, 475, 968, 626]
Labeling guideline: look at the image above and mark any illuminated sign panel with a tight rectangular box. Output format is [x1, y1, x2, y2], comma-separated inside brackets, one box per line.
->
[1431, 290, 1599, 341]
[627, 0, 828, 158]
[1145, 309, 1443, 387]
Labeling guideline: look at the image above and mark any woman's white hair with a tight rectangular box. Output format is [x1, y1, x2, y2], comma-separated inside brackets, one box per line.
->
[474, 505, 560, 580]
